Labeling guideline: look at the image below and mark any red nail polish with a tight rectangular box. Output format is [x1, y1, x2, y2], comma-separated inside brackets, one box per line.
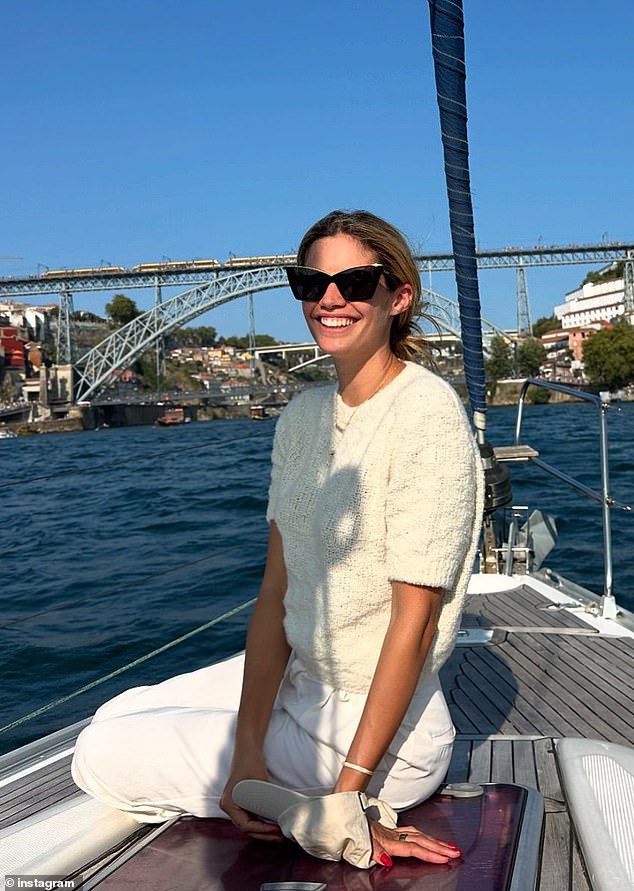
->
[379, 853, 393, 868]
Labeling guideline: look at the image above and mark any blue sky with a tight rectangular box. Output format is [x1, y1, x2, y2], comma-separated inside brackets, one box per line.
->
[2, 0, 633, 342]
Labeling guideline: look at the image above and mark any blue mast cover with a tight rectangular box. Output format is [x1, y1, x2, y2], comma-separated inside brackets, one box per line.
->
[428, 0, 487, 418]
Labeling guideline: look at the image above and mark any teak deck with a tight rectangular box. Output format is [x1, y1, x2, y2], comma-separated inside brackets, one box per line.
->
[439, 581, 634, 891]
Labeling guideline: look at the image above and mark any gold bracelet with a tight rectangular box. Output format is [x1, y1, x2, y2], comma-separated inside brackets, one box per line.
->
[343, 760, 374, 776]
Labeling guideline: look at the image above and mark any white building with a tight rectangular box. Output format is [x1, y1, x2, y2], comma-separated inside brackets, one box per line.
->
[554, 274, 625, 329]
[0, 301, 53, 341]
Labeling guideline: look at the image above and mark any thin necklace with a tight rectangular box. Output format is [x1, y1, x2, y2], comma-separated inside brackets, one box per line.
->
[335, 358, 404, 434]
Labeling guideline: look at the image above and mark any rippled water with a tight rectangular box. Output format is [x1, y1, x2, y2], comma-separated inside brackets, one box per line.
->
[1, 400, 633, 754]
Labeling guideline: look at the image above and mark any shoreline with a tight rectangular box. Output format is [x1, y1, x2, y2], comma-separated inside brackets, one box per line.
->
[1, 379, 621, 437]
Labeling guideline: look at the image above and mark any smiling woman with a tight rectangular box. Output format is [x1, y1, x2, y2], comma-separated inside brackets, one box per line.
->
[71, 209, 484, 871]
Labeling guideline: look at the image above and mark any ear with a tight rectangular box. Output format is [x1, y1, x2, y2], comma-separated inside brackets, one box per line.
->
[389, 283, 413, 317]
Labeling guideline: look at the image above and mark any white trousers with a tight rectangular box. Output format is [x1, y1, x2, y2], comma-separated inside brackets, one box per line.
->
[71, 654, 455, 823]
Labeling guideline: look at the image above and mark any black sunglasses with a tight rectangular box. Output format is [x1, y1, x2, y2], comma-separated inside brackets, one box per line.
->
[285, 264, 402, 303]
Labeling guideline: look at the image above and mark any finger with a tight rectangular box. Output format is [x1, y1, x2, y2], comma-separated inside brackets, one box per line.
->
[370, 842, 394, 868]
[223, 801, 281, 836]
[242, 816, 283, 836]
[396, 841, 455, 863]
[247, 829, 285, 842]
[369, 822, 394, 867]
[395, 835, 462, 862]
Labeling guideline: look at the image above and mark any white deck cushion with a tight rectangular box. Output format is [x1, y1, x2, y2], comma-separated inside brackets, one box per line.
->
[557, 738, 634, 891]
[0, 792, 138, 877]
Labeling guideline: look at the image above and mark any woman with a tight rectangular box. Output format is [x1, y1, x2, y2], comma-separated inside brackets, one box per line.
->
[72, 210, 483, 869]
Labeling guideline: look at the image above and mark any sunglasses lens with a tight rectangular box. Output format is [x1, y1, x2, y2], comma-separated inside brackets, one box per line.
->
[286, 267, 328, 302]
[336, 266, 382, 301]
[285, 265, 385, 301]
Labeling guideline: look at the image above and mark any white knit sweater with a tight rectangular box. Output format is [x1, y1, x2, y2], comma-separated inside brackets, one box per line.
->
[267, 362, 484, 695]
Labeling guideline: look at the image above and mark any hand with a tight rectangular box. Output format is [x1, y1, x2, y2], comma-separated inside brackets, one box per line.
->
[219, 751, 284, 842]
[369, 820, 462, 865]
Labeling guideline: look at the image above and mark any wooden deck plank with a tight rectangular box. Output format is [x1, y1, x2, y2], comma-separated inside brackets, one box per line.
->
[468, 739, 492, 783]
[450, 688, 497, 733]
[445, 738, 471, 783]
[0, 754, 78, 831]
[561, 633, 634, 693]
[443, 699, 480, 734]
[539, 813, 572, 891]
[524, 635, 634, 734]
[491, 739, 513, 783]
[496, 639, 596, 726]
[0, 755, 73, 805]
[512, 739, 538, 788]
[513, 634, 634, 745]
[570, 834, 591, 891]
[443, 632, 634, 745]
[464, 647, 561, 735]
[533, 738, 564, 807]
[532, 633, 634, 719]
[451, 673, 513, 730]
[464, 586, 591, 630]
[443, 642, 585, 739]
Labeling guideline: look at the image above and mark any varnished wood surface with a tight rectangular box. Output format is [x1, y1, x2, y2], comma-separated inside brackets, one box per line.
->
[461, 585, 596, 630]
[0, 752, 77, 831]
[441, 631, 634, 744]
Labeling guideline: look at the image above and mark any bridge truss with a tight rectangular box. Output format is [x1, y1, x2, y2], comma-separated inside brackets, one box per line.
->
[74, 268, 285, 401]
[2, 242, 634, 300]
[74, 268, 511, 401]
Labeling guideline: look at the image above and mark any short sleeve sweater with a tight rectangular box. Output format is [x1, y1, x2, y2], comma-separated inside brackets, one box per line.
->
[267, 362, 484, 695]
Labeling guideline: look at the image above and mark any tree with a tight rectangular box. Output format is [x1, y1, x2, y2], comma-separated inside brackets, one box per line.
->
[253, 334, 278, 347]
[73, 310, 106, 324]
[105, 294, 141, 327]
[583, 320, 634, 390]
[219, 333, 278, 349]
[171, 326, 217, 346]
[220, 335, 248, 349]
[485, 335, 514, 381]
[582, 261, 624, 287]
[516, 338, 546, 377]
[532, 314, 561, 338]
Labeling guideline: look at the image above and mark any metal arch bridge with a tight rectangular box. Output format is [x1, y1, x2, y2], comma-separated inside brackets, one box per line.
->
[73, 268, 510, 402]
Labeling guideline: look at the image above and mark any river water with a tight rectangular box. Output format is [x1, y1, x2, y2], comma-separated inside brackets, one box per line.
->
[1, 400, 633, 755]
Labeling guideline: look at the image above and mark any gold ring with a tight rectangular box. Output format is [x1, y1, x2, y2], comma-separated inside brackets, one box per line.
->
[398, 832, 408, 842]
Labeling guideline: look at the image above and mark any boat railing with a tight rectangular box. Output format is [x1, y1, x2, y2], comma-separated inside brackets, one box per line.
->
[512, 378, 631, 618]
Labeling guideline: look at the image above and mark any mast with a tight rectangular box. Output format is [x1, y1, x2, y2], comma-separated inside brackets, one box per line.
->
[427, 0, 486, 442]
[428, 0, 512, 528]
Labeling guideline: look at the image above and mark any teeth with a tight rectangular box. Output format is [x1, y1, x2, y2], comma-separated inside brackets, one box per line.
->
[320, 317, 354, 328]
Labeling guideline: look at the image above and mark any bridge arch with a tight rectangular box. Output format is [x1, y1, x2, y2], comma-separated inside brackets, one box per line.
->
[75, 267, 288, 400]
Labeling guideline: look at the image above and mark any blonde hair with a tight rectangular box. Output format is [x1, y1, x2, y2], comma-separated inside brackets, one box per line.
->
[297, 210, 432, 364]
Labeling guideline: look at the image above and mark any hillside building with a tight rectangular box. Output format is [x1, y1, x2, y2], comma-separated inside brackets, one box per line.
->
[554, 273, 625, 329]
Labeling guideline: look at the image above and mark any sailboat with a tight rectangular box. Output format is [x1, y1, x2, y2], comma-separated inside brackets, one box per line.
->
[1, 2, 633, 889]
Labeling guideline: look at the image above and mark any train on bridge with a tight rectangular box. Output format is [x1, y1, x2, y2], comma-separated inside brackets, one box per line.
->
[40, 254, 298, 279]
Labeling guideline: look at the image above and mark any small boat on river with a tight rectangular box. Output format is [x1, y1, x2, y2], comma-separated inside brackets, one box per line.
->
[155, 406, 189, 426]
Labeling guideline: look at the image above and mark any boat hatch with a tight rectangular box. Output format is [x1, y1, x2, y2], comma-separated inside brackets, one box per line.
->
[84, 783, 544, 891]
